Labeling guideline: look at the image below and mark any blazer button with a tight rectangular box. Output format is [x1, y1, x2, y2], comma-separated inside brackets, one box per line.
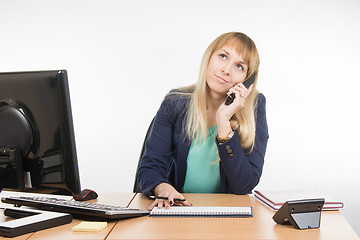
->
[225, 145, 232, 154]
[229, 154, 234, 157]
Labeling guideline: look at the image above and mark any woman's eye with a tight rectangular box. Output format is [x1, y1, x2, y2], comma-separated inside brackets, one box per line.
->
[219, 54, 226, 59]
[236, 64, 243, 70]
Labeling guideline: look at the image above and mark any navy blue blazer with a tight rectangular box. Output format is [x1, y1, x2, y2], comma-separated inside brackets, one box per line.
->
[137, 90, 269, 196]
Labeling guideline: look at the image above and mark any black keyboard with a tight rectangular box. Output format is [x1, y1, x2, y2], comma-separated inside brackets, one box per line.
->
[1, 196, 149, 220]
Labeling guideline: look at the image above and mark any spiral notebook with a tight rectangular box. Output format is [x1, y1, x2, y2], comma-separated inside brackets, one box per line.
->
[149, 206, 252, 217]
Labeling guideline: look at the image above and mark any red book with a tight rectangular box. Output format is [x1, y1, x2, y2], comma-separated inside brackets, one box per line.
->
[254, 190, 344, 211]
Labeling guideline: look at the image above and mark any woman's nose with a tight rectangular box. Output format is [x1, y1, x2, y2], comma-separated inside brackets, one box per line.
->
[222, 63, 231, 75]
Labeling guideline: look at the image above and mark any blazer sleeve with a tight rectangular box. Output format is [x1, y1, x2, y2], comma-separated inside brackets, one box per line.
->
[216, 93, 269, 194]
[137, 91, 187, 196]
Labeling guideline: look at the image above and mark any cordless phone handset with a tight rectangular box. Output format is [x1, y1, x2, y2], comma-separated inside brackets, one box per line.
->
[225, 74, 255, 106]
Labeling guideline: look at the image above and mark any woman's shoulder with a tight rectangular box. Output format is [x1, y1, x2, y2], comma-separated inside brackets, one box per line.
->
[255, 92, 266, 108]
[253, 92, 266, 118]
[256, 92, 266, 107]
[163, 87, 193, 104]
[157, 87, 193, 119]
[168, 86, 194, 96]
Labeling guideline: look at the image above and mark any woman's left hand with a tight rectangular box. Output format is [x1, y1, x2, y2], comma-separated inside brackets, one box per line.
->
[216, 83, 253, 137]
[220, 83, 253, 118]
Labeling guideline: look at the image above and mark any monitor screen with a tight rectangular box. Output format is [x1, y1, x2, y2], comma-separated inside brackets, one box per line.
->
[0, 70, 81, 196]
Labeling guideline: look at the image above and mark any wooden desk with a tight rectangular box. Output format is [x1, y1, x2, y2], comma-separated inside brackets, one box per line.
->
[0, 193, 135, 240]
[107, 193, 360, 240]
[1, 193, 358, 239]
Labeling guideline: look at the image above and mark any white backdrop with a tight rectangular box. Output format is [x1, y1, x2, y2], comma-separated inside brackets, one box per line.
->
[1, 0, 359, 236]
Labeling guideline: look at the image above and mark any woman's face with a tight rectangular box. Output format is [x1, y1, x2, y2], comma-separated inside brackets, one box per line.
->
[206, 43, 248, 97]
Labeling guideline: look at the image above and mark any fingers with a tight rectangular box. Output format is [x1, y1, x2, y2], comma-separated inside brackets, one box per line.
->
[147, 196, 172, 211]
[227, 83, 253, 106]
[247, 84, 254, 94]
[230, 83, 252, 97]
[148, 199, 168, 210]
[148, 193, 191, 210]
[148, 200, 158, 211]
[182, 200, 192, 207]
[175, 193, 191, 206]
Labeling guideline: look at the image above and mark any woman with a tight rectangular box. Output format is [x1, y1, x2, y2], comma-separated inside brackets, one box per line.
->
[137, 32, 269, 210]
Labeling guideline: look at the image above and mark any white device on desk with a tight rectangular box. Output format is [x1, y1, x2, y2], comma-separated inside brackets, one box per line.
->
[0, 207, 72, 238]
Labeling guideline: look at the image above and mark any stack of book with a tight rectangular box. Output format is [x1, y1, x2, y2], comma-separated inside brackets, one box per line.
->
[253, 190, 344, 211]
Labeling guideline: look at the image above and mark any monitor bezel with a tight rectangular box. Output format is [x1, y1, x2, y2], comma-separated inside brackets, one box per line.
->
[0, 70, 81, 196]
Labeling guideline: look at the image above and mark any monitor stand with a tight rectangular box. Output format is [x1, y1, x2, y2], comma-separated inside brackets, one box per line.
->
[0, 146, 24, 190]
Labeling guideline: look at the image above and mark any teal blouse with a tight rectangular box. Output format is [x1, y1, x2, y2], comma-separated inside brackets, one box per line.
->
[182, 126, 221, 193]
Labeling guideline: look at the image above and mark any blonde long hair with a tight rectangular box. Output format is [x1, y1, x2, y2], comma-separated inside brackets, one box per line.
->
[179, 32, 260, 151]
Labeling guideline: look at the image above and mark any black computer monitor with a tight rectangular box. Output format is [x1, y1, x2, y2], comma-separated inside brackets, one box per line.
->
[0, 70, 81, 196]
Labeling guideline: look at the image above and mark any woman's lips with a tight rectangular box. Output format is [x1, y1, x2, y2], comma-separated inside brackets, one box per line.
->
[215, 74, 229, 84]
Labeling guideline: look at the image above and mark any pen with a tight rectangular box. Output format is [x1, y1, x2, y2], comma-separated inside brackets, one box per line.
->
[149, 196, 186, 202]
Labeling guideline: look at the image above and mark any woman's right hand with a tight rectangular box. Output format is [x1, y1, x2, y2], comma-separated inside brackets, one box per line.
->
[148, 183, 192, 210]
